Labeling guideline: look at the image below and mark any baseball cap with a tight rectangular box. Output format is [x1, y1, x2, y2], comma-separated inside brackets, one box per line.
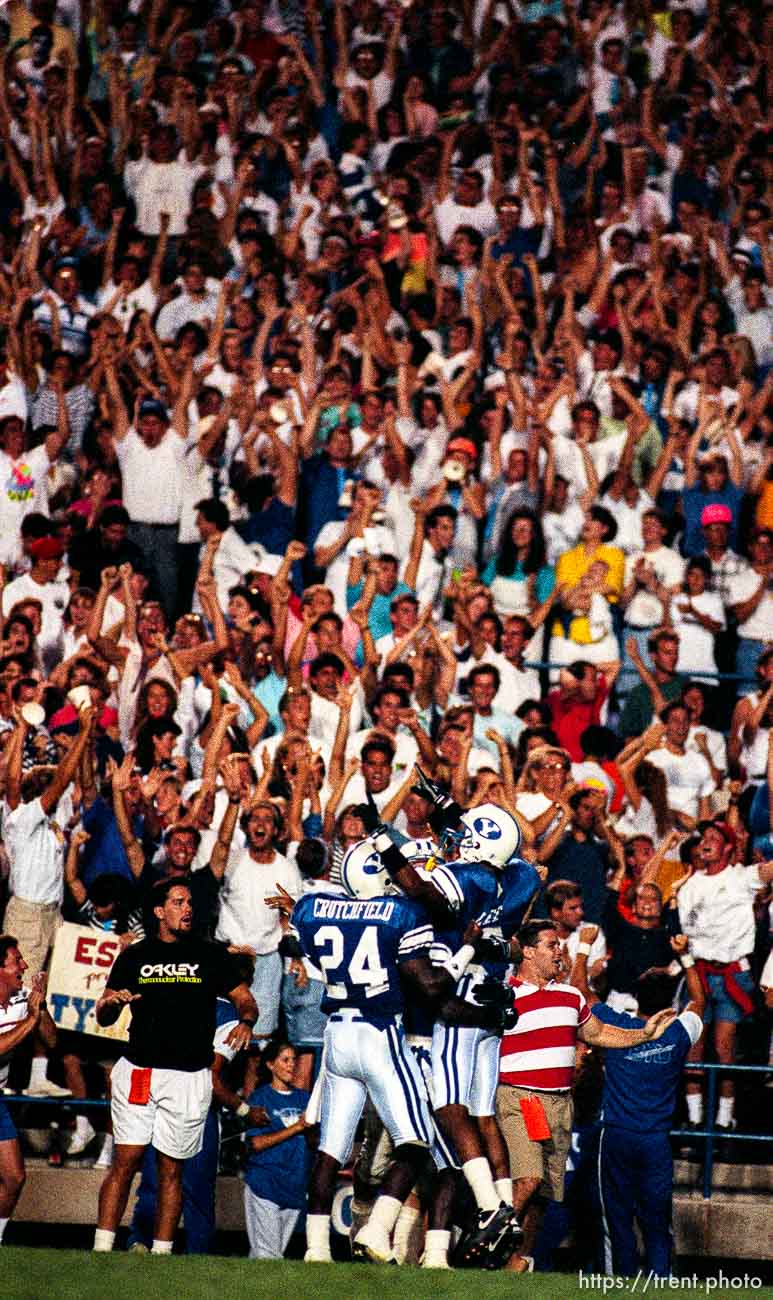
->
[446, 437, 478, 461]
[700, 503, 732, 526]
[138, 398, 168, 420]
[29, 536, 65, 560]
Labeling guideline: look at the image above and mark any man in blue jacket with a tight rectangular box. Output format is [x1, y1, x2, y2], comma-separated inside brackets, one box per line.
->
[572, 930, 704, 1277]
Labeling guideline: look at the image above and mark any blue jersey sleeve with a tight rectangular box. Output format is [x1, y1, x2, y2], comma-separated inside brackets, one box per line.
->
[500, 860, 541, 937]
[592, 1004, 643, 1030]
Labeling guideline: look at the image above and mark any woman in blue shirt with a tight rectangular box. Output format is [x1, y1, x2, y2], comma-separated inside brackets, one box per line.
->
[244, 1041, 312, 1260]
[482, 507, 555, 618]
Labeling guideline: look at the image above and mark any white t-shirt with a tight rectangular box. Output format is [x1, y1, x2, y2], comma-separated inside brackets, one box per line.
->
[435, 195, 498, 248]
[624, 545, 685, 629]
[2, 572, 68, 670]
[678, 863, 762, 963]
[114, 428, 186, 524]
[671, 591, 725, 676]
[730, 568, 772, 641]
[216, 849, 302, 955]
[124, 157, 197, 236]
[647, 746, 714, 818]
[3, 796, 68, 905]
[0, 445, 50, 565]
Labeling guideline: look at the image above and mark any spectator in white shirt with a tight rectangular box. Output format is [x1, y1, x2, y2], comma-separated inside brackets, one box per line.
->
[545, 879, 607, 978]
[193, 499, 259, 613]
[3, 704, 93, 1095]
[2, 536, 69, 673]
[215, 801, 302, 1045]
[647, 700, 715, 826]
[123, 125, 196, 237]
[107, 384, 187, 622]
[155, 259, 221, 342]
[403, 500, 457, 615]
[678, 822, 773, 1134]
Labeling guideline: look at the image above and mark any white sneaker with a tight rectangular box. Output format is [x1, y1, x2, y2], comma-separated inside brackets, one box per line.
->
[67, 1120, 96, 1156]
[26, 1079, 72, 1098]
[303, 1248, 333, 1263]
[94, 1136, 114, 1169]
[352, 1221, 393, 1264]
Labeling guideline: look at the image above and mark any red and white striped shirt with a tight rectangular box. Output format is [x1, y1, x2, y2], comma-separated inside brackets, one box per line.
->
[0, 988, 29, 1088]
[499, 979, 591, 1092]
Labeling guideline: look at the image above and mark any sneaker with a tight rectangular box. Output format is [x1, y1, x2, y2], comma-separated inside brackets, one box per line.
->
[678, 1121, 704, 1161]
[453, 1203, 523, 1270]
[303, 1248, 333, 1263]
[67, 1119, 96, 1157]
[25, 1079, 72, 1098]
[94, 1136, 114, 1169]
[352, 1220, 394, 1264]
[715, 1120, 738, 1164]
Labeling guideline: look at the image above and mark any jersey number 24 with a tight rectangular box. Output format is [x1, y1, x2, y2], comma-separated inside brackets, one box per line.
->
[313, 925, 389, 1000]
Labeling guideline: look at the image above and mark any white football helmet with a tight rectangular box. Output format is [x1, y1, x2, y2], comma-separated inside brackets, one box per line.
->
[458, 804, 521, 868]
[341, 839, 397, 900]
[400, 837, 440, 868]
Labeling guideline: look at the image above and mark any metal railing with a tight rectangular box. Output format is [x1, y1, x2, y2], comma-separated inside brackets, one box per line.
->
[6, 1059, 771, 1200]
[670, 1062, 773, 1199]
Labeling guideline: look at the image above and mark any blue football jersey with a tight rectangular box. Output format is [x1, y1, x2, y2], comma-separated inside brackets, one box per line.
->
[430, 862, 501, 988]
[290, 891, 433, 1020]
[500, 858, 542, 938]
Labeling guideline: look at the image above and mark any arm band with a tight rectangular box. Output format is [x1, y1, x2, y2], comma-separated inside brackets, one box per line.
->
[576, 942, 592, 956]
[443, 943, 476, 982]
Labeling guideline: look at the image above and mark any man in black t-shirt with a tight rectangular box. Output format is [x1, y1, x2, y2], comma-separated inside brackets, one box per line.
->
[604, 884, 676, 1008]
[92, 879, 257, 1256]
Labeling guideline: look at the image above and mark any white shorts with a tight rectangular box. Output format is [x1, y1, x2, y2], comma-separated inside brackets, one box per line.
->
[319, 1012, 432, 1165]
[110, 1056, 212, 1160]
[431, 1023, 500, 1117]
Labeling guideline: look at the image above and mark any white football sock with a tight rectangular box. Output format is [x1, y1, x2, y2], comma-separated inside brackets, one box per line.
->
[462, 1156, 499, 1212]
[391, 1203, 421, 1263]
[423, 1228, 450, 1263]
[29, 1057, 48, 1086]
[367, 1194, 403, 1236]
[0, 1217, 9, 1244]
[93, 1229, 115, 1252]
[717, 1097, 734, 1127]
[151, 1239, 173, 1254]
[686, 1093, 703, 1124]
[306, 1213, 332, 1255]
[495, 1177, 513, 1205]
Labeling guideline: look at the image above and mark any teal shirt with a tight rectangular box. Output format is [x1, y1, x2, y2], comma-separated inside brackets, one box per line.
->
[481, 559, 555, 604]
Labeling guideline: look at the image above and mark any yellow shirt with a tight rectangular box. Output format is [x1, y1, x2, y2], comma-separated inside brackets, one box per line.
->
[9, 2, 77, 65]
[552, 543, 625, 643]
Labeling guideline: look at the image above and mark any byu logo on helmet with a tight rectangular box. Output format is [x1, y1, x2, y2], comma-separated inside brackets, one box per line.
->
[458, 803, 521, 867]
[472, 816, 502, 840]
[362, 852, 382, 876]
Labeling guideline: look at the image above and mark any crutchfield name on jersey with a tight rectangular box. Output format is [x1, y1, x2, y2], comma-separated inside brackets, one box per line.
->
[290, 890, 433, 1021]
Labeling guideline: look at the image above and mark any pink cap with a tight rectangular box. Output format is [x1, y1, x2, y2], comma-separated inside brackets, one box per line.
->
[700, 503, 732, 527]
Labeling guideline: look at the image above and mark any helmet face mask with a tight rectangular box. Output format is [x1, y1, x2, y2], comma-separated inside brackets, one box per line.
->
[400, 837, 439, 869]
[457, 804, 521, 868]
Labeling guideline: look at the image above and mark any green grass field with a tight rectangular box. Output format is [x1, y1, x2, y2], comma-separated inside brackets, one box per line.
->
[3, 1250, 772, 1300]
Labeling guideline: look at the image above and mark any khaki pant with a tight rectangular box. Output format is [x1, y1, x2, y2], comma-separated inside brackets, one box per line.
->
[496, 1083, 573, 1202]
[3, 896, 62, 976]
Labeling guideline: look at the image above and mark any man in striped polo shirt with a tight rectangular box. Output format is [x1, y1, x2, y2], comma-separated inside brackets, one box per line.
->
[495, 918, 677, 1272]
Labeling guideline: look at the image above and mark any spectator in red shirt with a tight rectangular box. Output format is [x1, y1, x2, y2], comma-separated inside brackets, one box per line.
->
[495, 919, 677, 1272]
[547, 662, 619, 762]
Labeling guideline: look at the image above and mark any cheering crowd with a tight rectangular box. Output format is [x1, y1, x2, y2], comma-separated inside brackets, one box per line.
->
[0, 0, 771, 1275]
